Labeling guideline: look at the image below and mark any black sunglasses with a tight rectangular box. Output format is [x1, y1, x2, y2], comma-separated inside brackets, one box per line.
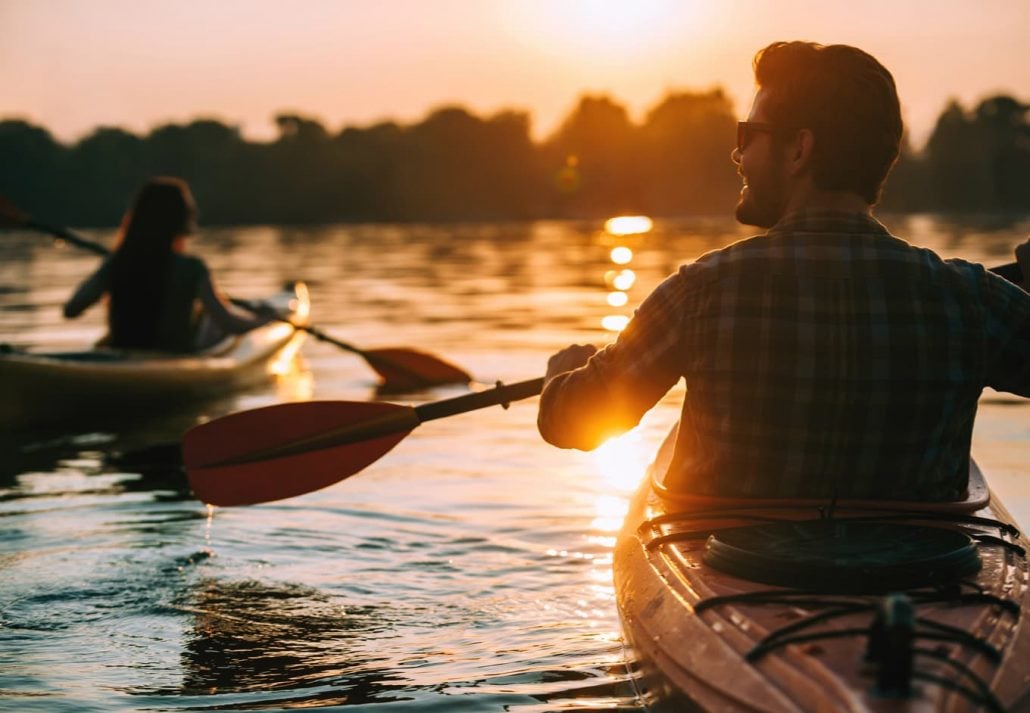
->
[736, 121, 800, 152]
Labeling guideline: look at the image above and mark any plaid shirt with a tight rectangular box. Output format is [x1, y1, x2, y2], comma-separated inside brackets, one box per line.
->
[539, 210, 1030, 500]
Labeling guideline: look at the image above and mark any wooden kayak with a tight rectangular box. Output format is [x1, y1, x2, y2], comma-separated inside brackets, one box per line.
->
[0, 282, 310, 430]
[614, 426, 1030, 712]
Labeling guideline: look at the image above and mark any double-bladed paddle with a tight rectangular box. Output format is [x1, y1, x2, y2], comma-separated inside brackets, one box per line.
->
[183, 377, 545, 506]
[0, 193, 472, 389]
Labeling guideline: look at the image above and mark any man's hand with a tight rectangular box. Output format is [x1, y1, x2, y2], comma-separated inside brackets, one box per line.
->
[544, 343, 598, 384]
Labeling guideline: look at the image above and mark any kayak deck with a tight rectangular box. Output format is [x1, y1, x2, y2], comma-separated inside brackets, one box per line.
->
[615, 433, 1030, 712]
[0, 282, 310, 430]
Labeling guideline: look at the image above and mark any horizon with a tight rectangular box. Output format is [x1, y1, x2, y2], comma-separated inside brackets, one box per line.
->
[2, 0, 1029, 150]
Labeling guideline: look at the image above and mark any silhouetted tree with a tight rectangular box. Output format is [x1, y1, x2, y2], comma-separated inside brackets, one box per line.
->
[542, 95, 640, 217]
[0, 120, 68, 222]
[638, 89, 738, 215]
[1, 89, 1026, 225]
[923, 95, 1030, 213]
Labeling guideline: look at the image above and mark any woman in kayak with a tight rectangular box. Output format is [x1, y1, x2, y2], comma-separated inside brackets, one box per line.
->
[64, 177, 273, 352]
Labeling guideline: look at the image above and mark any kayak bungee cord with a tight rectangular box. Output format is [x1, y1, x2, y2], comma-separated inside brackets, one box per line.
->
[637, 509, 1024, 713]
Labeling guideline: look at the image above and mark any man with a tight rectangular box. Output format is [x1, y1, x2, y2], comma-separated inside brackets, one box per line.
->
[537, 42, 1030, 501]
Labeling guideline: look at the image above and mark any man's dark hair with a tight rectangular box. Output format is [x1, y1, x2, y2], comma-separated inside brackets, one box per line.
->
[754, 41, 903, 204]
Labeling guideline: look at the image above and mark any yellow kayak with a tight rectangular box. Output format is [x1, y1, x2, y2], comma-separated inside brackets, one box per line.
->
[0, 282, 309, 430]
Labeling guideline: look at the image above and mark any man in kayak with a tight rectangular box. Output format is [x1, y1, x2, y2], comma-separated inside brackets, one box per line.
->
[64, 177, 274, 352]
[538, 41, 1030, 501]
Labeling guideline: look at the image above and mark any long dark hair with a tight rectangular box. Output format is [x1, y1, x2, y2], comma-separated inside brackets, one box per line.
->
[108, 177, 197, 349]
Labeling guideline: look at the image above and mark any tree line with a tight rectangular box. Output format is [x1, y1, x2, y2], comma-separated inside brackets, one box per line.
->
[0, 89, 1027, 226]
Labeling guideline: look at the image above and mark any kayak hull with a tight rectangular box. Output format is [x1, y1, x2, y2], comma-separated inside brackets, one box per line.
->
[615, 430, 1030, 712]
[0, 282, 310, 430]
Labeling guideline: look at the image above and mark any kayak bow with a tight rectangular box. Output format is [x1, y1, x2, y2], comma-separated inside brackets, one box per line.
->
[615, 427, 1030, 712]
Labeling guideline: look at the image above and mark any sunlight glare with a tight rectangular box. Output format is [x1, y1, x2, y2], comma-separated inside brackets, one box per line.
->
[605, 216, 653, 236]
[591, 494, 629, 532]
[612, 269, 636, 291]
[602, 315, 630, 332]
[607, 291, 628, 307]
[590, 428, 651, 493]
[610, 246, 634, 264]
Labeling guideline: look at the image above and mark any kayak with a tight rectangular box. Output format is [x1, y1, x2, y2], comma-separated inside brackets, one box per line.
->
[0, 282, 310, 431]
[614, 426, 1030, 712]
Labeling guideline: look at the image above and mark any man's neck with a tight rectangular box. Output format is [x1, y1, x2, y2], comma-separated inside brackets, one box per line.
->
[782, 183, 872, 217]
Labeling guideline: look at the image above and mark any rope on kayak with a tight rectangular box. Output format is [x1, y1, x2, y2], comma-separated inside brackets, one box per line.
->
[910, 655, 1007, 713]
[971, 532, 1027, 556]
[740, 617, 1006, 711]
[642, 509, 1019, 537]
[694, 584, 1019, 617]
[690, 585, 1015, 711]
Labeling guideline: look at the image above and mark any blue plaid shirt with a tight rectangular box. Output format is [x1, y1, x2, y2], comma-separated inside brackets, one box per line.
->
[539, 210, 1030, 500]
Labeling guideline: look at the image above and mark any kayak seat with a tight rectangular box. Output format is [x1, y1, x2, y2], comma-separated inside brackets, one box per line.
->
[701, 519, 983, 594]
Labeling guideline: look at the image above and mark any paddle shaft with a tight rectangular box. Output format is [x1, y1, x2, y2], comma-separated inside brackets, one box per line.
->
[232, 299, 366, 355]
[415, 377, 545, 422]
[189, 376, 546, 469]
[25, 219, 109, 256]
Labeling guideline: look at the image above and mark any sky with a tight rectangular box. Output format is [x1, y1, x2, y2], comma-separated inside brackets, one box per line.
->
[2, 0, 1028, 150]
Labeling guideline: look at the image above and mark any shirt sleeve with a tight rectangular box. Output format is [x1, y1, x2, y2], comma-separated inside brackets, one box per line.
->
[983, 270, 1030, 397]
[537, 270, 690, 450]
[63, 258, 111, 318]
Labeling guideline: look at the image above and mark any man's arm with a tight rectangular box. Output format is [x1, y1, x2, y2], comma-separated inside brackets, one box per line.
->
[984, 264, 1030, 397]
[537, 272, 689, 450]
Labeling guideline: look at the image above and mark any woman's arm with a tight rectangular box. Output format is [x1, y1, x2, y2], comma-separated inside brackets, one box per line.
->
[64, 259, 111, 318]
[196, 263, 275, 335]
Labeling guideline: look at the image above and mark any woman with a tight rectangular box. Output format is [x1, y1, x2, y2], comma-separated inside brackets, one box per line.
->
[64, 177, 272, 352]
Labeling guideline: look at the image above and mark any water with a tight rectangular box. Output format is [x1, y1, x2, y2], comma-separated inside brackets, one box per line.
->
[1, 215, 1028, 712]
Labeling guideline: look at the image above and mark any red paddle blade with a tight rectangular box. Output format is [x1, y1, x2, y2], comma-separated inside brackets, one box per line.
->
[363, 348, 472, 390]
[183, 400, 420, 506]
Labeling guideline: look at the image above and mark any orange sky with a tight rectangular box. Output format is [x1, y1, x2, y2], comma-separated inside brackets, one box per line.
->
[2, 0, 1027, 149]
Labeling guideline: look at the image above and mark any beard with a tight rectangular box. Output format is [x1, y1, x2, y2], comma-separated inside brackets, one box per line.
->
[734, 165, 789, 229]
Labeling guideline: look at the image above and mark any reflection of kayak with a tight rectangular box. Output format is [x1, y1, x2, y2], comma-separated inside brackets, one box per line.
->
[615, 426, 1030, 712]
[0, 282, 309, 431]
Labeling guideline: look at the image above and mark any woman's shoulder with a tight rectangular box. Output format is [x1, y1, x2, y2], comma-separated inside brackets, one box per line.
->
[171, 252, 210, 275]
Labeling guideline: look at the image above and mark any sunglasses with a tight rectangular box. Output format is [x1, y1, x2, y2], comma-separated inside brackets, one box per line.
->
[736, 121, 800, 152]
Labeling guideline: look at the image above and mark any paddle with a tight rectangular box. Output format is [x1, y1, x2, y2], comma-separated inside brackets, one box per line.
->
[0, 194, 108, 256]
[0, 194, 472, 389]
[183, 377, 544, 506]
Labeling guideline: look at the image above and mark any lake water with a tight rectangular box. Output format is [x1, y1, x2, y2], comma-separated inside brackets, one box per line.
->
[1, 215, 1028, 712]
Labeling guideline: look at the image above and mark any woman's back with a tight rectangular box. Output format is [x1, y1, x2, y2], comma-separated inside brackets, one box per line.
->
[65, 177, 271, 353]
[108, 253, 207, 352]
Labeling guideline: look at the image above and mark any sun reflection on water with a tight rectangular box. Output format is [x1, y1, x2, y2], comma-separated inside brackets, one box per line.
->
[590, 428, 651, 494]
[604, 216, 653, 236]
[606, 291, 628, 307]
[609, 246, 633, 264]
[586, 428, 651, 534]
[611, 269, 636, 291]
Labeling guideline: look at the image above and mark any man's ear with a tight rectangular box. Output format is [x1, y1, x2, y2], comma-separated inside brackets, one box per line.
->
[786, 128, 815, 177]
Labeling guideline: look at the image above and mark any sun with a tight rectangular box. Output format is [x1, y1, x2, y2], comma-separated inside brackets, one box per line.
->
[503, 0, 688, 58]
